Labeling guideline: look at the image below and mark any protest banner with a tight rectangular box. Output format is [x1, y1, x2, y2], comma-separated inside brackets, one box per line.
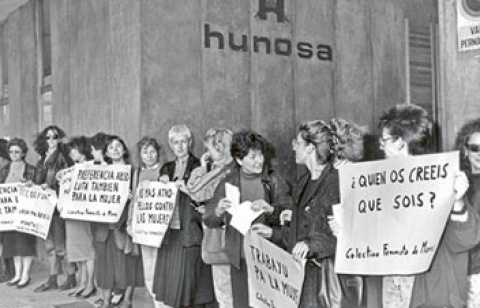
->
[61, 164, 131, 223]
[57, 165, 76, 210]
[244, 232, 306, 308]
[15, 185, 57, 239]
[0, 184, 20, 231]
[132, 181, 178, 248]
[335, 151, 459, 275]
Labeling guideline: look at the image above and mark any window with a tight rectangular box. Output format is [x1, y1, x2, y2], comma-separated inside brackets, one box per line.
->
[38, 0, 52, 128]
[405, 20, 439, 151]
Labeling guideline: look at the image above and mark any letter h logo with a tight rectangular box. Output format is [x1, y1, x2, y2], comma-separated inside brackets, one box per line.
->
[256, 0, 288, 23]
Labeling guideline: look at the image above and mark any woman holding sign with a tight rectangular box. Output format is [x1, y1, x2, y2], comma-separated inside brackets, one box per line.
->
[62, 137, 96, 298]
[96, 136, 143, 308]
[0, 138, 36, 288]
[204, 129, 291, 308]
[152, 125, 215, 308]
[127, 136, 163, 306]
[368, 104, 480, 308]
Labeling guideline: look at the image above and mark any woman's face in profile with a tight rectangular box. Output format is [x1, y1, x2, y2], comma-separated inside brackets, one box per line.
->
[69, 148, 86, 164]
[380, 128, 403, 159]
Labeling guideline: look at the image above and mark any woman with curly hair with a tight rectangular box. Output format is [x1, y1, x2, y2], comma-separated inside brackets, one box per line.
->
[33, 125, 77, 293]
[254, 121, 339, 307]
[455, 118, 480, 308]
[1, 138, 36, 288]
[329, 117, 366, 166]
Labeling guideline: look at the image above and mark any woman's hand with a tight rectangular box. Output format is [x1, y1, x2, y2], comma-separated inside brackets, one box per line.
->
[200, 152, 211, 168]
[328, 215, 342, 237]
[280, 209, 292, 225]
[176, 179, 188, 194]
[215, 198, 232, 217]
[251, 223, 273, 238]
[23, 180, 34, 187]
[158, 175, 170, 184]
[251, 200, 273, 213]
[292, 241, 309, 261]
[454, 171, 469, 201]
[195, 205, 206, 215]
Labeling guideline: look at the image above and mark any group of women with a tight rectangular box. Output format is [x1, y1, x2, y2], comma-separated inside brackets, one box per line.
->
[0, 103, 480, 308]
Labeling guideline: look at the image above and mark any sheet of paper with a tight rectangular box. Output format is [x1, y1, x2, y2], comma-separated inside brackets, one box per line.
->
[229, 201, 264, 235]
[225, 183, 240, 209]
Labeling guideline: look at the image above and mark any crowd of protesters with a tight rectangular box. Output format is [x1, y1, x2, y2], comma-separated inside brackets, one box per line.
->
[0, 103, 479, 308]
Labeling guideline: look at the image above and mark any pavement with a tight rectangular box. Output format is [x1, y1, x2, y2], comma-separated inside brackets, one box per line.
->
[0, 261, 154, 308]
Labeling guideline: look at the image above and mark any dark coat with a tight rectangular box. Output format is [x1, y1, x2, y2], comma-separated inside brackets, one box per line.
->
[160, 153, 203, 247]
[272, 164, 340, 308]
[203, 165, 291, 269]
[0, 162, 35, 183]
[366, 200, 480, 308]
[34, 148, 70, 193]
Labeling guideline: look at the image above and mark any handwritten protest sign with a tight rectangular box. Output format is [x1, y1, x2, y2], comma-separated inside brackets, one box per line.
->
[244, 233, 306, 308]
[0, 184, 20, 231]
[61, 164, 131, 223]
[335, 151, 459, 275]
[57, 165, 76, 210]
[15, 185, 57, 239]
[132, 181, 178, 248]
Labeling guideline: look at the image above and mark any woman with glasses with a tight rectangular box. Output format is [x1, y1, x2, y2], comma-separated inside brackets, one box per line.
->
[204, 130, 291, 307]
[368, 105, 480, 308]
[152, 124, 215, 308]
[253, 121, 339, 308]
[455, 119, 480, 308]
[33, 125, 77, 293]
[0, 138, 36, 288]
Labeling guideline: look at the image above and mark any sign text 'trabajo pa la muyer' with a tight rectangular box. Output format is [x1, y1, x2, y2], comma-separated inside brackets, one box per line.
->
[203, 0, 332, 61]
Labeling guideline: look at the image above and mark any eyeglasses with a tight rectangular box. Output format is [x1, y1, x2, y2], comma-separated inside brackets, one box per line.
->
[379, 136, 395, 145]
[46, 135, 58, 140]
[466, 143, 480, 153]
[9, 150, 21, 154]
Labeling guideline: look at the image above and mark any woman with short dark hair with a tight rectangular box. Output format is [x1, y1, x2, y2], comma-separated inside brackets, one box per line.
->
[204, 129, 291, 308]
[127, 136, 163, 306]
[61, 137, 96, 298]
[96, 135, 143, 308]
[368, 104, 480, 308]
[0, 138, 36, 288]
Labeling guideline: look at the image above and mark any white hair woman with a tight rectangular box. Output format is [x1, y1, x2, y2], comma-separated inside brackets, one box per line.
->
[152, 125, 215, 308]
